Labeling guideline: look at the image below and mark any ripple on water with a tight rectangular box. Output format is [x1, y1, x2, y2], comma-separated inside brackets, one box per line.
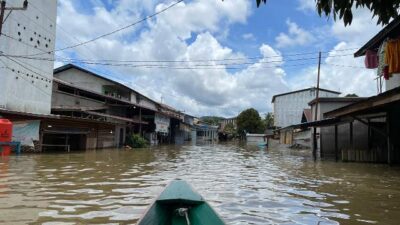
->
[0, 143, 400, 224]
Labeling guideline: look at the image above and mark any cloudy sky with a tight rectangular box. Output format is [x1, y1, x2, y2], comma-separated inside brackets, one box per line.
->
[53, 0, 383, 117]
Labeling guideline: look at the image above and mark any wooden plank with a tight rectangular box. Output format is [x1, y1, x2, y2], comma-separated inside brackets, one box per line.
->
[387, 112, 391, 165]
[313, 127, 317, 160]
[325, 91, 400, 118]
[335, 125, 338, 162]
[350, 122, 353, 147]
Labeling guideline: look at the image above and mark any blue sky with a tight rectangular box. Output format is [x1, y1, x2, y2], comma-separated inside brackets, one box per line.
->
[54, 0, 382, 117]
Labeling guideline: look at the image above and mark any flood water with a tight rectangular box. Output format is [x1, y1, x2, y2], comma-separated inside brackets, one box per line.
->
[0, 141, 400, 225]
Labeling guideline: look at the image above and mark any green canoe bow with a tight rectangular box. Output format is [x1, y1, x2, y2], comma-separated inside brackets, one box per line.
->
[137, 179, 226, 225]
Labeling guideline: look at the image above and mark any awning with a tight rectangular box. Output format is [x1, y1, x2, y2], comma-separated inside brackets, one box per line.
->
[276, 118, 342, 131]
[84, 111, 148, 124]
[324, 87, 400, 118]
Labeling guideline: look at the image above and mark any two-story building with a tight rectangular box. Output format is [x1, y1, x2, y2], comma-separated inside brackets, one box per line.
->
[272, 87, 340, 128]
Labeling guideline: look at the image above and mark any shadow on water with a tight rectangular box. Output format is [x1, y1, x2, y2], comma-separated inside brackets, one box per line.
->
[0, 142, 399, 224]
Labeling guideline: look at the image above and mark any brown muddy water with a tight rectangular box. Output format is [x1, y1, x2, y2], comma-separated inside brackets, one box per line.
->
[0, 142, 399, 225]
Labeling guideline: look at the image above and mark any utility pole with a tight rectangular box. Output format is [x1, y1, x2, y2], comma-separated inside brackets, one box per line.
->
[313, 51, 321, 161]
[0, 0, 28, 36]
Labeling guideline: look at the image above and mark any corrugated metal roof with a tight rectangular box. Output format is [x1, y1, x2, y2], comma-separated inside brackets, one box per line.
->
[354, 16, 400, 57]
[271, 87, 341, 103]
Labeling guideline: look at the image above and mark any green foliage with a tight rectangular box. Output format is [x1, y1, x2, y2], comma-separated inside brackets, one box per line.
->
[201, 116, 223, 125]
[236, 108, 264, 134]
[345, 93, 359, 97]
[255, 0, 399, 26]
[126, 134, 148, 148]
[223, 122, 237, 135]
[264, 112, 274, 129]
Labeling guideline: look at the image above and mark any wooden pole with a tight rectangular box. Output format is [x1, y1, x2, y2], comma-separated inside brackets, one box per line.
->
[335, 124, 338, 162]
[139, 107, 142, 136]
[349, 122, 353, 146]
[313, 52, 322, 160]
[387, 113, 391, 165]
[0, 1, 6, 36]
[367, 118, 371, 150]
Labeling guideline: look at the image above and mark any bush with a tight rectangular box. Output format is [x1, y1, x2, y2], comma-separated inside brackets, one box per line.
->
[126, 134, 148, 148]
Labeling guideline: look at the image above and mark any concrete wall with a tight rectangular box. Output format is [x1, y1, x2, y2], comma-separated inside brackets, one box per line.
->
[139, 98, 157, 111]
[385, 74, 400, 91]
[311, 102, 353, 122]
[52, 91, 106, 109]
[0, 0, 57, 114]
[274, 89, 339, 127]
[54, 68, 116, 94]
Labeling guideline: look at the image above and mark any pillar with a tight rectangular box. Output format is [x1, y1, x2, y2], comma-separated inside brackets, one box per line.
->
[335, 124, 338, 162]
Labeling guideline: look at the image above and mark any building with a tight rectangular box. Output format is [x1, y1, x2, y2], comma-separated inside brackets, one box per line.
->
[309, 97, 367, 158]
[287, 17, 400, 164]
[219, 117, 237, 132]
[0, 63, 197, 152]
[0, 0, 57, 114]
[318, 17, 400, 164]
[271, 87, 340, 128]
[52, 64, 191, 149]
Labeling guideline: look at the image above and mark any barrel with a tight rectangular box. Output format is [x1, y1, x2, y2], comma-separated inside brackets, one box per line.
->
[0, 119, 13, 156]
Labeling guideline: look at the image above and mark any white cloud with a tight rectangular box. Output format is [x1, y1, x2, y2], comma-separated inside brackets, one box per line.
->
[275, 19, 315, 48]
[282, 5, 383, 98]
[242, 33, 255, 41]
[55, 0, 288, 117]
[331, 7, 384, 45]
[296, 0, 316, 12]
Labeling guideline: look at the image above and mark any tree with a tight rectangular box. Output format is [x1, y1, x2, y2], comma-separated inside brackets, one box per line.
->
[345, 93, 359, 97]
[201, 116, 223, 125]
[236, 108, 264, 134]
[264, 112, 274, 129]
[223, 122, 237, 135]
[255, 0, 399, 26]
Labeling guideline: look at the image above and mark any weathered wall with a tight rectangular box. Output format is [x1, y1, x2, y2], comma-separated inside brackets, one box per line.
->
[385, 74, 400, 91]
[0, 0, 57, 114]
[274, 89, 339, 128]
[52, 91, 106, 109]
[139, 98, 157, 111]
[321, 121, 368, 158]
[54, 68, 115, 94]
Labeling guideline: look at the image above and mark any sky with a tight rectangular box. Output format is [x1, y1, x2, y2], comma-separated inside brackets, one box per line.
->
[53, 0, 383, 118]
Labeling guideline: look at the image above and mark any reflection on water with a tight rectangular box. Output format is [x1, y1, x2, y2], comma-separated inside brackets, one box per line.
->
[0, 142, 400, 225]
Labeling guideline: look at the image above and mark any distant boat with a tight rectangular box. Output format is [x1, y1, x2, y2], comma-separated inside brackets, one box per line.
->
[137, 179, 226, 225]
[246, 133, 268, 146]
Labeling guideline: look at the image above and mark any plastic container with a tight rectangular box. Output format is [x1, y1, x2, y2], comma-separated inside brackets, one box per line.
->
[0, 119, 13, 156]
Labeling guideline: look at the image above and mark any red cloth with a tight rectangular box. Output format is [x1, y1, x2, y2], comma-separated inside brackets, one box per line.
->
[383, 66, 389, 80]
[365, 50, 378, 69]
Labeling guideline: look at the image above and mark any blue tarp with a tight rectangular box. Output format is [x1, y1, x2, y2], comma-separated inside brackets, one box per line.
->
[12, 120, 40, 146]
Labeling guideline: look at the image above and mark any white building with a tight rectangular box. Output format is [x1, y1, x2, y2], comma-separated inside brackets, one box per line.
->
[272, 87, 340, 128]
[0, 0, 57, 114]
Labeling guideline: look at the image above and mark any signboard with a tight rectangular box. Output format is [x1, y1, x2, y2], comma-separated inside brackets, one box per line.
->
[12, 120, 40, 146]
[155, 113, 170, 133]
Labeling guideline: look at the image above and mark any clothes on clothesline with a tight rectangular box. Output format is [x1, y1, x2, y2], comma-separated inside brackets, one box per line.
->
[364, 50, 378, 69]
[385, 39, 400, 74]
[377, 41, 388, 80]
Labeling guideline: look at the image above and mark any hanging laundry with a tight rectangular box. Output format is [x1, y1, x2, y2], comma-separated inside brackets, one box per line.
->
[385, 39, 400, 74]
[383, 66, 390, 80]
[377, 41, 387, 77]
[364, 50, 378, 69]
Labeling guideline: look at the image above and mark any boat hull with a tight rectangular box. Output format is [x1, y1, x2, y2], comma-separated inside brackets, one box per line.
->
[137, 179, 226, 225]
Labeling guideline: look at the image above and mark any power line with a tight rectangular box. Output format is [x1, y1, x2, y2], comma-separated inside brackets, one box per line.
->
[0, 58, 51, 96]
[27, 0, 108, 62]
[4, 48, 359, 64]
[324, 63, 366, 69]
[18, 0, 184, 57]
[2, 55, 52, 82]
[1, 50, 354, 68]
